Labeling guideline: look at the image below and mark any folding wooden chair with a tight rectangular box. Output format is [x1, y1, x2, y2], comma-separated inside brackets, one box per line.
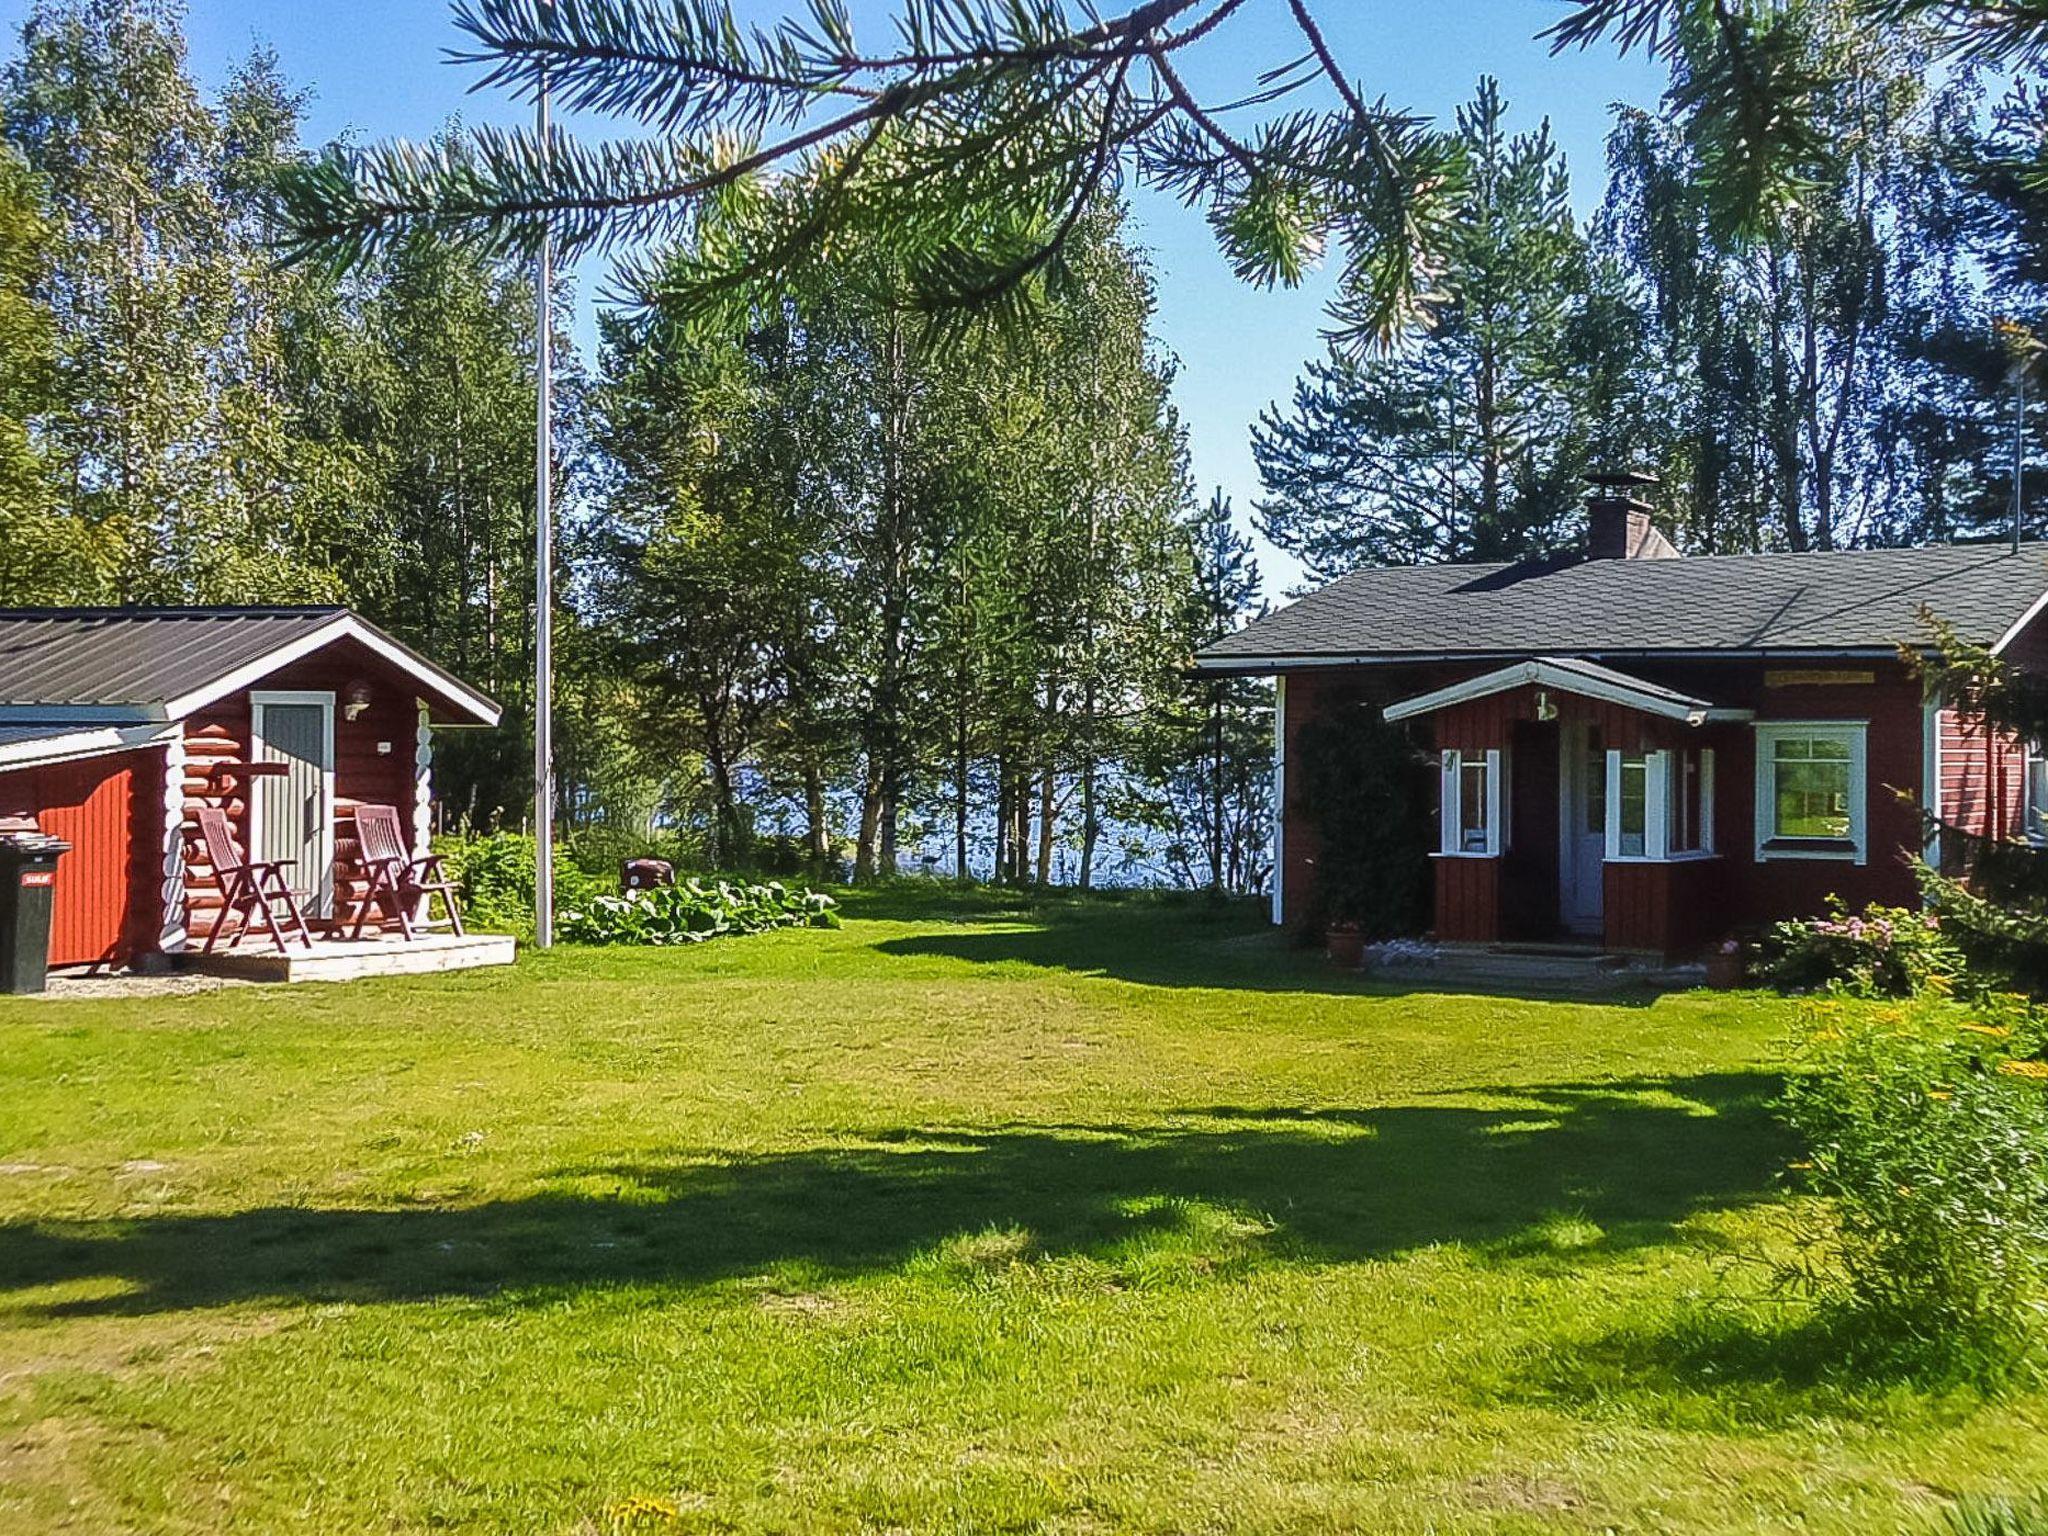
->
[348, 804, 465, 941]
[194, 806, 315, 955]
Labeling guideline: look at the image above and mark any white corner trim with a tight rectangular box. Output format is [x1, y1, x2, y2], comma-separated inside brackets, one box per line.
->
[1923, 693, 1944, 866]
[413, 700, 434, 862]
[1383, 657, 1752, 726]
[1270, 677, 1286, 926]
[158, 735, 188, 955]
[161, 614, 502, 727]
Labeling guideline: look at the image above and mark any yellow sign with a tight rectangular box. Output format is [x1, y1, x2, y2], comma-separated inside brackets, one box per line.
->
[1764, 669, 1876, 688]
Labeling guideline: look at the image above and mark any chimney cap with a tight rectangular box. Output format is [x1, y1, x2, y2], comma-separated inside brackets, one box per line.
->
[1587, 469, 1660, 492]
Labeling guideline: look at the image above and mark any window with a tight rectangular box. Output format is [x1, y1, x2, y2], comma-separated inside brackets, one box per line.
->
[1668, 746, 1714, 855]
[2028, 749, 2048, 847]
[1754, 722, 1867, 864]
[1616, 753, 1649, 857]
[1438, 748, 1504, 857]
[1459, 757, 1490, 852]
[1604, 745, 1716, 862]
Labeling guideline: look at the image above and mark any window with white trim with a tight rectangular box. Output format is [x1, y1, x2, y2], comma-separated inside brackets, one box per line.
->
[1439, 748, 1504, 857]
[1668, 745, 1715, 855]
[1615, 752, 1650, 858]
[1605, 746, 1716, 861]
[2027, 747, 2048, 846]
[1754, 722, 1867, 863]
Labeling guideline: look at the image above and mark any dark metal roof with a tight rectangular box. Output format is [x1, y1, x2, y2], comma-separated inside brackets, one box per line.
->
[0, 607, 346, 708]
[0, 607, 500, 724]
[1197, 542, 2048, 668]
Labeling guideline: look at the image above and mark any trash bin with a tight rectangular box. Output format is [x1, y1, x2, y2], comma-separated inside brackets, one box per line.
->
[0, 828, 69, 994]
[621, 858, 675, 892]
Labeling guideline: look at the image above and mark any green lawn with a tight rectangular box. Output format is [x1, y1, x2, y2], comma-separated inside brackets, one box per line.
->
[2, 891, 2043, 1534]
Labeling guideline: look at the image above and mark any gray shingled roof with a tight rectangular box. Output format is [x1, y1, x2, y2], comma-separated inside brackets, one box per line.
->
[0, 607, 500, 724]
[1197, 542, 2048, 668]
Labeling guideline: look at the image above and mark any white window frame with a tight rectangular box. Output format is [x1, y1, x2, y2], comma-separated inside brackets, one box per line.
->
[1603, 746, 1718, 863]
[2026, 742, 2048, 848]
[1436, 748, 1505, 859]
[1754, 720, 1868, 865]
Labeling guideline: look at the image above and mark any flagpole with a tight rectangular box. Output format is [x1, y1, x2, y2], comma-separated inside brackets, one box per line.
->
[533, 56, 555, 948]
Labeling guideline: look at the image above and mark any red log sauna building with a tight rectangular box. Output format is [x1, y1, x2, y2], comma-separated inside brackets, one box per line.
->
[1196, 479, 2048, 960]
[0, 608, 499, 970]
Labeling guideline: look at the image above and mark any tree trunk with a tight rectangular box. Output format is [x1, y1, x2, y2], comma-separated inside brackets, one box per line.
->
[1035, 766, 1056, 886]
[803, 760, 831, 873]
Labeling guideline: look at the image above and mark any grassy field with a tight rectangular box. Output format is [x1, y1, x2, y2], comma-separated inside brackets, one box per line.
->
[2, 889, 2045, 1534]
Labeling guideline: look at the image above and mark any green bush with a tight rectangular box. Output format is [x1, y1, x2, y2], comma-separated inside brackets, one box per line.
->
[433, 831, 609, 933]
[1776, 993, 2048, 1377]
[1761, 898, 1962, 996]
[1292, 700, 1433, 939]
[559, 878, 840, 946]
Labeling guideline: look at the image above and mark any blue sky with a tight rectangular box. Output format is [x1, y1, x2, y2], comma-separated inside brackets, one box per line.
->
[1, 0, 1667, 593]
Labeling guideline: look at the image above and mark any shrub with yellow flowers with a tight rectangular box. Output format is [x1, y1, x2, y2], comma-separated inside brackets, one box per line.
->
[1776, 990, 2048, 1379]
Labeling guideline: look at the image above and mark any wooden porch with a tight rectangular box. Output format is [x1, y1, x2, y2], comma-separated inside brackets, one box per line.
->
[190, 929, 516, 984]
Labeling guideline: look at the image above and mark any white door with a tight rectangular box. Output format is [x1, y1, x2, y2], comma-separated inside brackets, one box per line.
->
[1558, 722, 1606, 937]
[250, 692, 335, 917]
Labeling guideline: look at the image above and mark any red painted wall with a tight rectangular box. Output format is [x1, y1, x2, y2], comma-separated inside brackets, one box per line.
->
[1938, 704, 2025, 857]
[0, 752, 145, 968]
[1276, 655, 1935, 957]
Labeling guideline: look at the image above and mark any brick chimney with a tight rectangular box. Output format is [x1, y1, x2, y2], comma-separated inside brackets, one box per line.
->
[1585, 470, 1680, 560]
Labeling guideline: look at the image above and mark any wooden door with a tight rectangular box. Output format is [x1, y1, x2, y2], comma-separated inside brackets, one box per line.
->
[251, 693, 334, 917]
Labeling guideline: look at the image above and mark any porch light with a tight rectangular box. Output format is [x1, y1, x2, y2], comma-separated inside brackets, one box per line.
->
[343, 681, 373, 722]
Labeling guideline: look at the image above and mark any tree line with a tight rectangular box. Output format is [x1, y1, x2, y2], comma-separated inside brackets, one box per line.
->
[1256, 21, 2048, 576]
[0, 0, 1273, 891]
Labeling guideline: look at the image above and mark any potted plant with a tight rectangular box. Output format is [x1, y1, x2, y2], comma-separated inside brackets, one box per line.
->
[1705, 937, 1748, 990]
[1325, 919, 1366, 968]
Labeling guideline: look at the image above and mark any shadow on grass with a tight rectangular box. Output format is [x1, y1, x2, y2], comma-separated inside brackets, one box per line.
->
[0, 1074, 1787, 1317]
[861, 898, 1681, 1002]
[1504, 1300, 2027, 1429]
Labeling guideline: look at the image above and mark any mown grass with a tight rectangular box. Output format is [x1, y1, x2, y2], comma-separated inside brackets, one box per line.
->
[1, 889, 2044, 1533]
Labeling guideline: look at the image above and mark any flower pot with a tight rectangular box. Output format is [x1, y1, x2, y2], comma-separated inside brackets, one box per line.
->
[1326, 924, 1366, 968]
[1705, 946, 1748, 990]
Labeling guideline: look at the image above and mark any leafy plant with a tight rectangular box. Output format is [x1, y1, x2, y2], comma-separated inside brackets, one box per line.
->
[1761, 898, 1962, 996]
[433, 831, 609, 933]
[1291, 699, 1433, 939]
[559, 878, 839, 946]
[1776, 994, 2048, 1378]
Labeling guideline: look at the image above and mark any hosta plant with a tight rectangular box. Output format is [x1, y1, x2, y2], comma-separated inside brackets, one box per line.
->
[559, 879, 838, 946]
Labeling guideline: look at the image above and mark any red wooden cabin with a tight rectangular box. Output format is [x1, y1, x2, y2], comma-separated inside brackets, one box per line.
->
[0, 607, 500, 970]
[1196, 482, 2048, 961]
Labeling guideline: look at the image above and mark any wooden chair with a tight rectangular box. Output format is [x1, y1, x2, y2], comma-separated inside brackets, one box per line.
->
[194, 806, 315, 955]
[347, 804, 465, 941]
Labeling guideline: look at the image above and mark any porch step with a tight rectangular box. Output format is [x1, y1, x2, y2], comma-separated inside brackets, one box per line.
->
[1370, 944, 1702, 997]
[193, 931, 516, 984]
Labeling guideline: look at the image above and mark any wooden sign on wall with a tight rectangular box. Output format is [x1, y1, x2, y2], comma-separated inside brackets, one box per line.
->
[1764, 669, 1877, 688]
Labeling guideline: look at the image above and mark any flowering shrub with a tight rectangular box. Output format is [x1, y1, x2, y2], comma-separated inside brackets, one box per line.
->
[1762, 899, 1962, 996]
[559, 878, 839, 946]
[1776, 993, 2048, 1375]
